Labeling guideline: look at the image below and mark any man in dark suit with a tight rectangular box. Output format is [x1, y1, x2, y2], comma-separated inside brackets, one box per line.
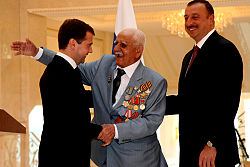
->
[166, 0, 243, 167]
[31, 19, 102, 166]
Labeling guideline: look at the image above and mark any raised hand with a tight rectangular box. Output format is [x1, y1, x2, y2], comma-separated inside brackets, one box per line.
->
[11, 38, 39, 57]
[97, 124, 115, 147]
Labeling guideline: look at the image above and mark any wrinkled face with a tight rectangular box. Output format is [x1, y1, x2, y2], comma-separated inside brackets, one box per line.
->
[113, 31, 141, 68]
[184, 3, 214, 43]
[74, 31, 93, 64]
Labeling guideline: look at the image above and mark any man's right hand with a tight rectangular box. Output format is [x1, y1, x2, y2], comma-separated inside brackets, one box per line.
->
[11, 38, 38, 57]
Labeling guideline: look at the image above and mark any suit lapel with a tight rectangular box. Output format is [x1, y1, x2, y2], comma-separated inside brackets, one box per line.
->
[183, 32, 218, 79]
[108, 61, 117, 109]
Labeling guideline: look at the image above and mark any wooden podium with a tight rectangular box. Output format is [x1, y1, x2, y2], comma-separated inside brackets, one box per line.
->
[0, 109, 26, 134]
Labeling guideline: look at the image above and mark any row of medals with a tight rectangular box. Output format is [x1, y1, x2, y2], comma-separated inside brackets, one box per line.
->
[116, 81, 152, 123]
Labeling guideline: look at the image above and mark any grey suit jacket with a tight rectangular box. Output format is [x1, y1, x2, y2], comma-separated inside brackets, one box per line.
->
[39, 50, 168, 167]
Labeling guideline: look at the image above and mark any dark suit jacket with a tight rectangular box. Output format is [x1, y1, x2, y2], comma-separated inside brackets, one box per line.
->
[39, 55, 102, 167]
[166, 31, 243, 167]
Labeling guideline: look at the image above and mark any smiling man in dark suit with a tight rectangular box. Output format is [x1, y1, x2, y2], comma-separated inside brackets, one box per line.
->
[17, 19, 103, 166]
[166, 0, 243, 167]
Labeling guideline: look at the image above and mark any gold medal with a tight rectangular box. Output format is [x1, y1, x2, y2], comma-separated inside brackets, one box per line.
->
[134, 105, 139, 110]
[128, 105, 134, 110]
[140, 92, 147, 98]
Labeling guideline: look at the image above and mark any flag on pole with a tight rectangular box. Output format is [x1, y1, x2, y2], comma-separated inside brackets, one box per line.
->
[112, 0, 137, 54]
[112, 0, 144, 64]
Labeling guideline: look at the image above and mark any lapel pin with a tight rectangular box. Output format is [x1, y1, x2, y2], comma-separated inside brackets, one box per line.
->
[108, 76, 112, 83]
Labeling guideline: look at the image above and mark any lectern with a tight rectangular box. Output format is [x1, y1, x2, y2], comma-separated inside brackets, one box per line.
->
[0, 109, 26, 134]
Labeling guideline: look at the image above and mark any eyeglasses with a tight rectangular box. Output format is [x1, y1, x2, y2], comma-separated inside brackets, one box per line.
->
[114, 41, 132, 49]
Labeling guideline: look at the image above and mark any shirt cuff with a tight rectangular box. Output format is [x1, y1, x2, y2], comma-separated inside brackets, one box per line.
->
[114, 124, 119, 139]
[32, 47, 43, 60]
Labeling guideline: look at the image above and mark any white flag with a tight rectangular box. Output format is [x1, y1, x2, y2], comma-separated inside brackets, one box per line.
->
[115, 0, 137, 36]
[112, 0, 144, 64]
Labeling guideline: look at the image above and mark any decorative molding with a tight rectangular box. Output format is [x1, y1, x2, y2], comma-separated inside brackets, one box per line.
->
[27, 0, 250, 18]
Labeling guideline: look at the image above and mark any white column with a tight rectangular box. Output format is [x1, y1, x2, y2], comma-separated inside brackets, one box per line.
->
[234, 22, 250, 93]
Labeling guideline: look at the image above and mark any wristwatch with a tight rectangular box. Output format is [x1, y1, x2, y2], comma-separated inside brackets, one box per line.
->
[207, 141, 213, 147]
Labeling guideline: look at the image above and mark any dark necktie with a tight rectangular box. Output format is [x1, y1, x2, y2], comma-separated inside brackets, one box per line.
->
[112, 68, 126, 104]
[186, 45, 200, 73]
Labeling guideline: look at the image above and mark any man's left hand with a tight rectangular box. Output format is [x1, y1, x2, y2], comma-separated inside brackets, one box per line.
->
[199, 145, 217, 167]
[97, 124, 115, 147]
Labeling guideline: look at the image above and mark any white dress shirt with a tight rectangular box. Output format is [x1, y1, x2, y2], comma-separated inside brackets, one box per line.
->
[196, 29, 215, 48]
[34, 49, 77, 69]
[56, 52, 77, 69]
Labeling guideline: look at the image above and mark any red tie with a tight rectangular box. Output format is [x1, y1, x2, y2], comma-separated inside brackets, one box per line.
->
[187, 45, 199, 72]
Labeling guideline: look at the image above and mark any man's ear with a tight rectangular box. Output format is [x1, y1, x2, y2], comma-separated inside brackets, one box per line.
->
[68, 38, 76, 50]
[209, 14, 215, 27]
[136, 46, 143, 58]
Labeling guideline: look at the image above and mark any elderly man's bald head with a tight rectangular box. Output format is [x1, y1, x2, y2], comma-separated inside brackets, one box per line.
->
[119, 28, 146, 47]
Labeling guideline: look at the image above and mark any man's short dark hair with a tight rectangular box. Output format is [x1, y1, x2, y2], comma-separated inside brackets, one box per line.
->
[58, 19, 95, 49]
[187, 0, 214, 16]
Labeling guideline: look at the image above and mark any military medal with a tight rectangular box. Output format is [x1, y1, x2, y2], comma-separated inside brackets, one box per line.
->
[129, 97, 134, 104]
[128, 105, 134, 110]
[146, 81, 152, 89]
[134, 105, 139, 111]
[131, 112, 139, 119]
[140, 81, 152, 92]
[124, 95, 130, 101]
[140, 104, 145, 110]
[118, 107, 126, 116]
[145, 89, 151, 95]
[115, 117, 122, 124]
[134, 97, 140, 105]
[140, 84, 147, 92]
[126, 87, 133, 95]
[125, 110, 132, 118]
[141, 92, 147, 98]
[108, 76, 112, 83]
[123, 101, 129, 108]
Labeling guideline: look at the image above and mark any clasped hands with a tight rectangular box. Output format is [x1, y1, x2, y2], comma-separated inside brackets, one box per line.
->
[97, 124, 115, 147]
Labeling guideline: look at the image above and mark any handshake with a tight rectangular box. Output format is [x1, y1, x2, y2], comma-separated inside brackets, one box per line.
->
[97, 124, 115, 147]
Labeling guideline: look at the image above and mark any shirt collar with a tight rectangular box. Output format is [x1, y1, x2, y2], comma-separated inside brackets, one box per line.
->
[57, 52, 77, 69]
[116, 59, 141, 78]
[196, 29, 215, 48]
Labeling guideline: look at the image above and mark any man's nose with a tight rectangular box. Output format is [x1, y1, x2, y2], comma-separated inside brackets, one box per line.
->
[113, 44, 119, 52]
